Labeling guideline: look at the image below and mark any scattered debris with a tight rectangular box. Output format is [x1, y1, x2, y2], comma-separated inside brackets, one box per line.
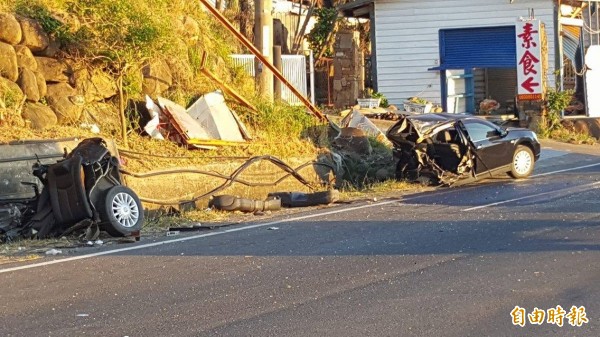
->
[85, 239, 104, 246]
[80, 123, 100, 134]
[178, 200, 196, 213]
[339, 109, 392, 146]
[166, 231, 180, 237]
[45, 248, 62, 255]
[267, 227, 279, 230]
[168, 225, 206, 232]
[187, 91, 251, 141]
[364, 111, 402, 121]
[267, 190, 339, 208]
[157, 96, 213, 146]
[0, 138, 143, 242]
[143, 95, 164, 140]
[209, 195, 282, 213]
[141, 91, 251, 149]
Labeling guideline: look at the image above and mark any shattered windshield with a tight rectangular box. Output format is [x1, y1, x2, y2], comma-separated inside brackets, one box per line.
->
[407, 114, 459, 136]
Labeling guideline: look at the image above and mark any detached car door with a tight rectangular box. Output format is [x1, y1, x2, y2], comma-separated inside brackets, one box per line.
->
[458, 120, 513, 174]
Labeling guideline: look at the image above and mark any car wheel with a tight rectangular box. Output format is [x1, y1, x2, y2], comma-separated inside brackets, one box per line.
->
[510, 145, 534, 179]
[101, 186, 143, 237]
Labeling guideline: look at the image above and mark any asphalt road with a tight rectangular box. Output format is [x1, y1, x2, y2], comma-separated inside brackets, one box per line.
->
[1, 140, 599, 337]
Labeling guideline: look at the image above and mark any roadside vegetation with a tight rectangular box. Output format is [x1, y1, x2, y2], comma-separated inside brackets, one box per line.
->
[0, 0, 413, 243]
[538, 89, 597, 145]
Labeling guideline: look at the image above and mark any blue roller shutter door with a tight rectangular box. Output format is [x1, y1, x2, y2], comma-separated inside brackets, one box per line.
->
[440, 26, 517, 69]
[438, 26, 517, 113]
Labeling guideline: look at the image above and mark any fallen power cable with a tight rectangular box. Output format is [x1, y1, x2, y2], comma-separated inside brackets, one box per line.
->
[119, 155, 335, 206]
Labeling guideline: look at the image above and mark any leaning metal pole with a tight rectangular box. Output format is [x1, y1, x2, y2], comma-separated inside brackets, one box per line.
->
[198, 0, 326, 122]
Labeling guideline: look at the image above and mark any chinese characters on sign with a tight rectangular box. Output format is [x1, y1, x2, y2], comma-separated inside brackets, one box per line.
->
[515, 19, 544, 100]
[511, 305, 589, 327]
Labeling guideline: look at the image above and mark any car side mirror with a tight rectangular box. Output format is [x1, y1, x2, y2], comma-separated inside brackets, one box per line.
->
[486, 130, 501, 138]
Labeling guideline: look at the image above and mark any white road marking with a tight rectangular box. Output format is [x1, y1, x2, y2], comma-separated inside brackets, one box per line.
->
[3, 161, 600, 274]
[532, 162, 600, 178]
[462, 181, 600, 211]
[538, 148, 569, 161]
[0, 200, 400, 274]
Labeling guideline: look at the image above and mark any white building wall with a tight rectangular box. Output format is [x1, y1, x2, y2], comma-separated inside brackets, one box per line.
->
[374, 0, 556, 106]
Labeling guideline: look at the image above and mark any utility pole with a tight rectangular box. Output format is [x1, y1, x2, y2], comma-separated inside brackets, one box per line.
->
[254, 0, 274, 100]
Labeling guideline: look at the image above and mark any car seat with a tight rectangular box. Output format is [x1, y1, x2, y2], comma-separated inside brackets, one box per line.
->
[46, 156, 93, 226]
[433, 130, 463, 172]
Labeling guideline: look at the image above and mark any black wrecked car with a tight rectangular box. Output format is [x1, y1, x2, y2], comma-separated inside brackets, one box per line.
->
[0, 138, 143, 242]
[386, 113, 541, 185]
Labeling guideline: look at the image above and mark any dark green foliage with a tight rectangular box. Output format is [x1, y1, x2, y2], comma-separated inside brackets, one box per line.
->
[307, 8, 338, 57]
[541, 89, 574, 136]
[15, 0, 81, 46]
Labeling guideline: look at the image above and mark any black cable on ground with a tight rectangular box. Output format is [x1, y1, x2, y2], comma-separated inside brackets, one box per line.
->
[0, 153, 64, 164]
[119, 155, 335, 206]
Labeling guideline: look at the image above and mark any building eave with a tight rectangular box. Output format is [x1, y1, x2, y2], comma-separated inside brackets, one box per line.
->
[338, 0, 374, 18]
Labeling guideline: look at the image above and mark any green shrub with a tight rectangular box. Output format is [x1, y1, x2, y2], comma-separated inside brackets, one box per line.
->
[338, 137, 395, 188]
[540, 89, 573, 137]
[371, 91, 389, 108]
[307, 8, 338, 57]
[250, 101, 317, 140]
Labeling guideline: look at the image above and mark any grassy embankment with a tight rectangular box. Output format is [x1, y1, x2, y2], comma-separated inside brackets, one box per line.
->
[0, 0, 412, 231]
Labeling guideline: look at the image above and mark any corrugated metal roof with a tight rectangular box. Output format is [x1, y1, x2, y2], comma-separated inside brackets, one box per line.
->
[563, 24, 582, 62]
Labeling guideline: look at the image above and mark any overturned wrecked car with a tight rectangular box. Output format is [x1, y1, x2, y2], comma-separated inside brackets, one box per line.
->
[0, 138, 143, 242]
[386, 113, 540, 186]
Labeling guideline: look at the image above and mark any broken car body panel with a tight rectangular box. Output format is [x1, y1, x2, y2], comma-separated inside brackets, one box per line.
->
[386, 113, 540, 185]
[0, 138, 142, 242]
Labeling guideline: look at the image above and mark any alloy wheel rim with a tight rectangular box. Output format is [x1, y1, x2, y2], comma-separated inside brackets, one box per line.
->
[514, 150, 532, 175]
[111, 192, 139, 228]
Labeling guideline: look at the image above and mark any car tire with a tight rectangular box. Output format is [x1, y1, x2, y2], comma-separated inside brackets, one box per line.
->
[101, 186, 143, 237]
[510, 145, 534, 179]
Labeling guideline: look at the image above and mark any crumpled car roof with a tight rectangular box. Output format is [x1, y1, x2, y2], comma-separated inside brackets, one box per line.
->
[403, 113, 470, 135]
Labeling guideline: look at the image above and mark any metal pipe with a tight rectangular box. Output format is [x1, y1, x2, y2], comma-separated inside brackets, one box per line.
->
[273, 45, 282, 100]
[198, 0, 326, 122]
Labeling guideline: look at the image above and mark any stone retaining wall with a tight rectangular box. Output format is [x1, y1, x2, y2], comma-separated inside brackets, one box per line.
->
[0, 12, 180, 130]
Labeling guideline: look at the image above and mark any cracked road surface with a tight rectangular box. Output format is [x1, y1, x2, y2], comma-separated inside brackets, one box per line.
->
[1, 140, 599, 336]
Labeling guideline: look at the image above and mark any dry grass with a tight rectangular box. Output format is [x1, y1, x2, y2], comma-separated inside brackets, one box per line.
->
[0, 236, 82, 257]
[0, 1, 421, 250]
[0, 254, 43, 265]
[143, 208, 233, 233]
[124, 155, 322, 207]
[549, 128, 597, 145]
[339, 179, 423, 201]
[137, 178, 422, 234]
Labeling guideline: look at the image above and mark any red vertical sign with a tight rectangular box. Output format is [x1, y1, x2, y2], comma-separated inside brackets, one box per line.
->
[516, 20, 543, 100]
